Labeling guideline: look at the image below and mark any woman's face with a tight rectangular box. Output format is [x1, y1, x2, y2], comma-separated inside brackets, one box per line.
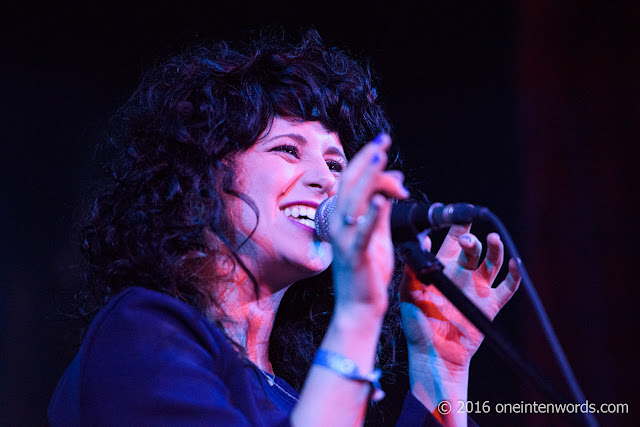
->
[229, 117, 347, 287]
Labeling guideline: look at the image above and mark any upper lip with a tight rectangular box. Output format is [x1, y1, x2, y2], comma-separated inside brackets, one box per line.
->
[279, 200, 321, 209]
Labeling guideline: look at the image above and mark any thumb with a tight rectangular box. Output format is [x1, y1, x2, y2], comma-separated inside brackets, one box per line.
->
[418, 231, 432, 252]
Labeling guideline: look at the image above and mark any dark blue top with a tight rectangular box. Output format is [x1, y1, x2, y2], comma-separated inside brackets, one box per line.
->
[48, 287, 461, 426]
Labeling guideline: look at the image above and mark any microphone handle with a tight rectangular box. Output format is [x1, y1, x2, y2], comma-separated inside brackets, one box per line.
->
[390, 202, 481, 242]
[315, 196, 486, 243]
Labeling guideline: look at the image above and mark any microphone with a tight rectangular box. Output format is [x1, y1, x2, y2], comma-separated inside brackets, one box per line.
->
[314, 196, 486, 242]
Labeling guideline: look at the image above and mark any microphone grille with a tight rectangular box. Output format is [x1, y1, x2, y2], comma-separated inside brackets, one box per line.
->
[314, 196, 336, 242]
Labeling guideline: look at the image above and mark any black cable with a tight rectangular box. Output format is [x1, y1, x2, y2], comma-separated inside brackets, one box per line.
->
[476, 208, 598, 427]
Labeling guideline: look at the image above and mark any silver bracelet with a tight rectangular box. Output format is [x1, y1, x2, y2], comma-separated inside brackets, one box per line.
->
[313, 349, 385, 402]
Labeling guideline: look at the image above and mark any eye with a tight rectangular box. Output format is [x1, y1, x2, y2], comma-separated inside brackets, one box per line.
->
[326, 159, 345, 173]
[270, 144, 300, 158]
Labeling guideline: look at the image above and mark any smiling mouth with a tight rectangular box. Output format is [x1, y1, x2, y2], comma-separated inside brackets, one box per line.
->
[282, 205, 316, 229]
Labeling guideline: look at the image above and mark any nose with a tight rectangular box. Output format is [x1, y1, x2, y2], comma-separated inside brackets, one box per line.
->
[302, 157, 337, 195]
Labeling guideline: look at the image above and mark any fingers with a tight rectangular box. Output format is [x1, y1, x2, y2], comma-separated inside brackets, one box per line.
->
[335, 134, 407, 220]
[477, 232, 504, 281]
[418, 231, 432, 252]
[494, 258, 521, 308]
[345, 147, 390, 213]
[330, 134, 407, 252]
[457, 233, 482, 270]
[337, 135, 388, 199]
[440, 230, 504, 279]
[353, 194, 389, 253]
[437, 224, 472, 260]
[374, 171, 409, 199]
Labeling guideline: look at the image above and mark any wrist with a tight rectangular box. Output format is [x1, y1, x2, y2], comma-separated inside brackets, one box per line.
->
[408, 351, 469, 413]
[333, 301, 387, 328]
[313, 349, 385, 402]
[321, 304, 384, 374]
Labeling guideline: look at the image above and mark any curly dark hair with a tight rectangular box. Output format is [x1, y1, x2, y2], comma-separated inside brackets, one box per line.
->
[78, 28, 409, 424]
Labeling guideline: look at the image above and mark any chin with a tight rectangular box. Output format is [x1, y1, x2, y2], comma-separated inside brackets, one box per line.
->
[288, 241, 333, 278]
[304, 258, 332, 275]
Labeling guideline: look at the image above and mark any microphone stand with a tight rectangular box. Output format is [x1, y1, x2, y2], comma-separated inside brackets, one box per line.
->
[398, 240, 594, 425]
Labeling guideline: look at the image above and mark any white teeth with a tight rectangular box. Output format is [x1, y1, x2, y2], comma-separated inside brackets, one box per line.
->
[282, 204, 317, 227]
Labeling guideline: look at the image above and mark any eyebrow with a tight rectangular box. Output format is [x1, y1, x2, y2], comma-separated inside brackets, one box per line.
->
[265, 133, 347, 162]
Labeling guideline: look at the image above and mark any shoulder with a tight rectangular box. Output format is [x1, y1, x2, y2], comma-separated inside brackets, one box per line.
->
[92, 286, 206, 326]
[76, 287, 245, 417]
[85, 287, 228, 356]
[48, 287, 266, 425]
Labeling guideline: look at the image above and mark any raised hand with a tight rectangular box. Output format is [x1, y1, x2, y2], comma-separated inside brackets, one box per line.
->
[400, 225, 521, 367]
[329, 134, 409, 316]
[293, 134, 409, 425]
[398, 225, 521, 425]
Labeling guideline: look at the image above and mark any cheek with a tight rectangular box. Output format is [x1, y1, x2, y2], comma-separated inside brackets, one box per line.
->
[224, 191, 262, 242]
[328, 177, 341, 198]
[230, 169, 280, 230]
[234, 154, 284, 192]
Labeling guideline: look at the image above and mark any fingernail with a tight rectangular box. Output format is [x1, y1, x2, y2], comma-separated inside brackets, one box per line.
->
[401, 185, 410, 197]
[372, 133, 386, 144]
[460, 235, 472, 246]
[371, 153, 380, 164]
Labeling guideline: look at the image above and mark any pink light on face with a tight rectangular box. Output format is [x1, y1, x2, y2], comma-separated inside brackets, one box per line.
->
[227, 118, 345, 288]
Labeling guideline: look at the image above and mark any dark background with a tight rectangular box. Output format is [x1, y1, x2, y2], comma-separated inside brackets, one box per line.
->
[1, 2, 638, 425]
